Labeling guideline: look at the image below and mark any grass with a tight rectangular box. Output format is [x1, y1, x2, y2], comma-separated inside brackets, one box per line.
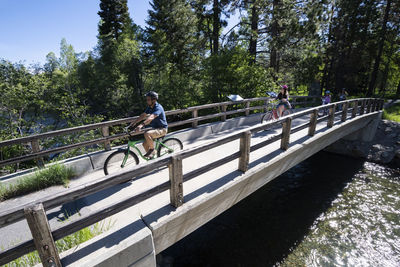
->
[383, 103, 400, 122]
[2, 217, 115, 267]
[0, 164, 75, 201]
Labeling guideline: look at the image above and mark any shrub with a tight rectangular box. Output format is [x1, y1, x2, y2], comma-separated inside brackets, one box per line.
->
[0, 164, 75, 201]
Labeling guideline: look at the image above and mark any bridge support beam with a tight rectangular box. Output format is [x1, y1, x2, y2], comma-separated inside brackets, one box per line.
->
[60, 209, 157, 267]
[342, 112, 382, 142]
[324, 111, 382, 159]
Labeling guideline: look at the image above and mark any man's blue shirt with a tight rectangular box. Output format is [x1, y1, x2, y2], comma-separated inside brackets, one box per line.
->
[145, 102, 168, 129]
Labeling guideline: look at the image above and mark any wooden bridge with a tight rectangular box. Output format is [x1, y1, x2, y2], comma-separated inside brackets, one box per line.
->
[0, 97, 383, 267]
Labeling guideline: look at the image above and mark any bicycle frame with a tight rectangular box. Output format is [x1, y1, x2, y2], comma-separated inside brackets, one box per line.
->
[264, 100, 292, 120]
[124, 138, 174, 162]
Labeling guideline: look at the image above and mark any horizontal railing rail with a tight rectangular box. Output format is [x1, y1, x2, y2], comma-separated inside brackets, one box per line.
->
[0, 97, 384, 266]
[0, 96, 319, 169]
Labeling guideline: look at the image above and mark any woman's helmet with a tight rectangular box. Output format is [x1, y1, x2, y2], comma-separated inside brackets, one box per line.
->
[325, 90, 331, 94]
[145, 91, 158, 100]
[281, 85, 288, 90]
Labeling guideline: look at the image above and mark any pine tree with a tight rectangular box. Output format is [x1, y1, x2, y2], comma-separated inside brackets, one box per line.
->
[98, 0, 134, 63]
[145, 0, 203, 108]
[93, 0, 142, 117]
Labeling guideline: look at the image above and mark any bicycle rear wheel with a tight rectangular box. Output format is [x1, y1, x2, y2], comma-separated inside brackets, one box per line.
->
[104, 150, 139, 176]
[157, 138, 183, 157]
[281, 109, 292, 117]
[261, 112, 274, 124]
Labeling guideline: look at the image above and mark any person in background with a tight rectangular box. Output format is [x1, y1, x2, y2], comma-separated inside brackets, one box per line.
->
[339, 88, 348, 101]
[338, 88, 349, 110]
[276, 85, 292, 117]
[321, 90, 332, 116]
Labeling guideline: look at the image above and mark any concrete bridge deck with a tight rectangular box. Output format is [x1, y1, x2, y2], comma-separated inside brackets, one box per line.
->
[0, 104, 382, 266]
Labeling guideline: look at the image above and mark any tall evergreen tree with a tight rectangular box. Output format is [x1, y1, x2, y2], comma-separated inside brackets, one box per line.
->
[98, 0, 134, 62]
[93, 0, 142, 116]
[145, 0, 203, 108]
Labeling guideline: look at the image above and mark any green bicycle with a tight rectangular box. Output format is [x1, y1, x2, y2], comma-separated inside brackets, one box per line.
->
[103, 128, 183, 175]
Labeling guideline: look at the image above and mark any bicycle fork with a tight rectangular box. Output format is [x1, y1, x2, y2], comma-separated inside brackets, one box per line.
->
[120, 146, 131, 168]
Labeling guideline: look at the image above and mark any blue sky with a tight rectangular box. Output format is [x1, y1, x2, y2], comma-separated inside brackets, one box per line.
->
[0, 0, 150, 64]
[0, 0, 238, 65]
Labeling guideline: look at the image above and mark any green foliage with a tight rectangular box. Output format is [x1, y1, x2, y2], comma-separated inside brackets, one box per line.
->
[383, 103, 400, 122]
[203, 47, 275, 101]
[2, 218, 114, 267]
[0, 164, 75, 201]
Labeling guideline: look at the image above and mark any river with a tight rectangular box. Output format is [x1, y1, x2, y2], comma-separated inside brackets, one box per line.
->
[158, 152, 400, 267]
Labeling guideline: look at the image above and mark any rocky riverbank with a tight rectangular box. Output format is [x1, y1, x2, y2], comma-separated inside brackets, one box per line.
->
[325, 120, 400, 166]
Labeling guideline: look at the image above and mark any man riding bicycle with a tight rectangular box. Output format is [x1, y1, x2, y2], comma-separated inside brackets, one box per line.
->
[128, 91, 168, 159]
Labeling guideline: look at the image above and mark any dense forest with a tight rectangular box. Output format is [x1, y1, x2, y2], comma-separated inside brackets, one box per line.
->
[1, 0, 399, 160]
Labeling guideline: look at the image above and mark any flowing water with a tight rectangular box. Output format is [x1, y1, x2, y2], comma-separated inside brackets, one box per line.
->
[159, 152, 400, 267]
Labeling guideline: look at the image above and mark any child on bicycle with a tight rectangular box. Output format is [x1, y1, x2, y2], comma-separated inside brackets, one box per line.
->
[276, 85, 291, 117]
[322, 90, 331, 105]
[321, 90, 331, 116]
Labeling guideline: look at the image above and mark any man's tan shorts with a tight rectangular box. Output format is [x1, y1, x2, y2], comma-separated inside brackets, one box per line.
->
[146, 128, 167, 139]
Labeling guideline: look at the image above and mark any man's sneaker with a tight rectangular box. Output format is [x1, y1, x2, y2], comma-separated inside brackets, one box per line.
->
[144, 149, 155, 159]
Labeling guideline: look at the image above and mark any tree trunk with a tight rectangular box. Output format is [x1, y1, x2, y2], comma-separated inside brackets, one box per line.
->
[249, 1, 259, 64]
[396, 79, 400, 97]
[379, 41, 395, 95]
[367, 0, 392, 96]
[321, 2, 335, 91]
[212, 0, 220, 55]
[270, 0, 279, 72]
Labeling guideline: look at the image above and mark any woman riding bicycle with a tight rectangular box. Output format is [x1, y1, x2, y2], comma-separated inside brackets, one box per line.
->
[276, 85, 292, 117]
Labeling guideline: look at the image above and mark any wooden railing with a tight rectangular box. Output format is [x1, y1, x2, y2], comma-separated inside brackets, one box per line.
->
[0, 98, 384, 266]
[0, 96, 318, 169]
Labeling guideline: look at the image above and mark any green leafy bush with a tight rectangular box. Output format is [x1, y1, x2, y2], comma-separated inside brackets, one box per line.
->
[0, 164, 75, 201]
[2, 218, 115, 266]
[383, 103, 400, 122]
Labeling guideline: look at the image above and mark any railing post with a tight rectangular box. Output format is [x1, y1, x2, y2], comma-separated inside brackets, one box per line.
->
[31, 139, 44, 168]
[341, 102, 348, 122]
[380, 99, 384, 110]
[308, 109, 318, 136]
[370, 99, 374, 113]
[238, 131, 251, 172]
[372, 99, 376, 112]
[192, 109, 198, 128]
[169, 156, 183, 208]
[264, 100, 269, 112]
[367, 99, 372, 113]
[101, 126, 111, 151]
[221, 105, 227, 121]
[327, 104, 336, 128]
[374, 99, 379, 112]
[352, 100, 358, 118]
[281, 117, 292, 150]
[24, 204, 61, 267]
[360, 100, 366, 115]
[245, 101, 250, 116]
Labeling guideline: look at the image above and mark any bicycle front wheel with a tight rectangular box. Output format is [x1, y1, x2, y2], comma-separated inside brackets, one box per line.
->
[261, 112, 274, 124]
[104, 150, 139, 176]
[157, 138, 183, 157]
